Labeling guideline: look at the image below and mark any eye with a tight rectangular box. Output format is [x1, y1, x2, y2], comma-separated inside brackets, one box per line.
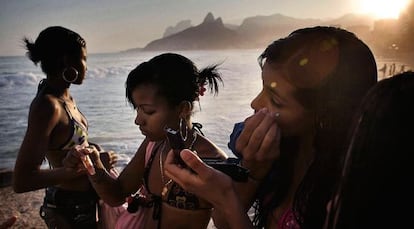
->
[136, 106, 155, 115]
[265, 89, 283, 107]
[144, 110, 155, 115]
[271, 97, 282, 107]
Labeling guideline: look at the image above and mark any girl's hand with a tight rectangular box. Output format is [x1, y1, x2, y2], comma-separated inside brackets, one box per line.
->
[164, 149, 234, 208]
[100, 150, 118, 170]
[81, 146, 97, 175]
[236, 108, 281, 180]
[63, 145, 102, 175]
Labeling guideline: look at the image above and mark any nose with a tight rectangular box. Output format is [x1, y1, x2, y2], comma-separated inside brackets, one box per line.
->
[134, 111, 143, 126]
[250, 90, 265, 112]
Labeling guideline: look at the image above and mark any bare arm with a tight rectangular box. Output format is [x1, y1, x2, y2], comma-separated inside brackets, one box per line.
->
[13, 97, 82, 193]
[213, 108, 281, 227]
[64, 138, 149, 206]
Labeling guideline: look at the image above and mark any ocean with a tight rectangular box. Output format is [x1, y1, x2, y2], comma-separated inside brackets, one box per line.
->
[0, 49, 265, 170]
[0, 49, 409, 170]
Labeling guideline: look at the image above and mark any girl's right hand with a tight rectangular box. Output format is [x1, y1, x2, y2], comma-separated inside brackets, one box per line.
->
[236, 108, 281, 180]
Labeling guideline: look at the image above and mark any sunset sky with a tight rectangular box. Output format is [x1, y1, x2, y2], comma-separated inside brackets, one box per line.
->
[0, 0, 410, 56]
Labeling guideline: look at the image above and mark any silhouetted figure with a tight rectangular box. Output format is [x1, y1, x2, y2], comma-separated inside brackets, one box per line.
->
[389, 63, 396, 75]
[378, 63, 387, 77]
[399, 64, 406, 73]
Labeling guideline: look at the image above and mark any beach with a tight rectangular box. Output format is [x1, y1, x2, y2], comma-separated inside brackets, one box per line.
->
[0, 177, 46, 228]
[0, 170, 218, 229]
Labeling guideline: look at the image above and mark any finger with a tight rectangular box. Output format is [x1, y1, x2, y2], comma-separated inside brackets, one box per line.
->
[257, 122, 281, 159]
[164, 150, 201, 190]
[237, 109, 277, 159]
[84, 147, 100, 162]
[179, 150, 209, 177]
[110, 152, 118, 162]
[247, 113, 279, 160]
[236, 109, 267, 152]
[0, 215, 17, 228]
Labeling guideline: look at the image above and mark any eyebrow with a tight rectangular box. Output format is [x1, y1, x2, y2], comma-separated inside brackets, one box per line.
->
[135, 103, 155, 109]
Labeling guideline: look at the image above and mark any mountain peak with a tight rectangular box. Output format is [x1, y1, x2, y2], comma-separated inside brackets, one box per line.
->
[203, 12, 215, 23]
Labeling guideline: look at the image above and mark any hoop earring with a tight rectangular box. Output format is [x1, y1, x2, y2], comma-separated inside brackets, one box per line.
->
[62, 67, 78, 83]
[179, 118, 188, 141]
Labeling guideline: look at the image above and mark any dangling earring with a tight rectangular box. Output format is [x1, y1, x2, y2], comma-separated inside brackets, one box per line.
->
[179, 118, 188, 141]
[62, 67, 78, 83]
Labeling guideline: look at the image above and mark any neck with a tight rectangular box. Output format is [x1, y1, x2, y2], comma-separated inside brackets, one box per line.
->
[42, 78, 71, 99]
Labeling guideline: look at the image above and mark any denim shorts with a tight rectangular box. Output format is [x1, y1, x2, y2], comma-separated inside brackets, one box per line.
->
[39, 187, 99, 228]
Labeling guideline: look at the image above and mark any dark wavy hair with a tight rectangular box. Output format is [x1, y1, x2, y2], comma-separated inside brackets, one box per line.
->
[125, 53, 223, 109]
[253, 26, 377, 228]
[23, 26, 86, 77]
[325, 71, 414, 229]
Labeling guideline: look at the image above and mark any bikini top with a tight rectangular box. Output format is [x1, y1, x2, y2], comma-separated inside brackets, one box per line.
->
[57, 99, 88, 150]
[36, 79, 88, 151]
[277, 208, 300, 229]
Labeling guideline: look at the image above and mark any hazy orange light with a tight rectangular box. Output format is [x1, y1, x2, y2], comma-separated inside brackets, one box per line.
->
[359, 0, 410, 19]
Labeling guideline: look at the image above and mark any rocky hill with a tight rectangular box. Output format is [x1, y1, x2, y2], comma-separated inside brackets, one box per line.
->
[163, 19, 192, 38]
[144, 13, 247, 50]
[139, 12, 375, 51]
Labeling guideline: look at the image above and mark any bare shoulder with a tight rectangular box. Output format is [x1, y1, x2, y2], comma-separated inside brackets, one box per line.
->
[195, 135, 227, 159]
[29, 94, 62, 119]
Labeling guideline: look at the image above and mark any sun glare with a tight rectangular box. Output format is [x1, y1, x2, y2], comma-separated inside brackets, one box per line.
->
[359, 0, 410, 19]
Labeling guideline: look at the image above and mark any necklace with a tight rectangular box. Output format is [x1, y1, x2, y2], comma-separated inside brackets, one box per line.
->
[62, 98, 77, 110]
[159, 131, 198, 197]
[160, 141, 172, 196]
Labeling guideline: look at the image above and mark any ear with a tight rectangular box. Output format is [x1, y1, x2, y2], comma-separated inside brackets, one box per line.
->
[178, 101, 192, 118]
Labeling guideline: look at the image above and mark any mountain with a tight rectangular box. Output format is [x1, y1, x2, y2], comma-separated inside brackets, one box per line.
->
[144, 13, 247, 50]
[325, 13, 375, 28]
[163, 19, 192, 37]
[237, 13, 322, 47]
[135, 12, 376, 52]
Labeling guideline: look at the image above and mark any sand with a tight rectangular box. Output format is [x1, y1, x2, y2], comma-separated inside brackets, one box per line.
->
[0, 170, 217, 229]
[0, 186, 46, 228]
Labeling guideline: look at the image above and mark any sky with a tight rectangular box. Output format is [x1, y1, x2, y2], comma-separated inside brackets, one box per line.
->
[0, 0, 409, 56]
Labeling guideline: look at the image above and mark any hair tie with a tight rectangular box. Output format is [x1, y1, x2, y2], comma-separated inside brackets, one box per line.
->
[199, 84, 206, 96]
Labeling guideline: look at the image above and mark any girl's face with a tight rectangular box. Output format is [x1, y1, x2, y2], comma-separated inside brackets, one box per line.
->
[71, 47, 88, 85]
[250, 62, 314, 137]
[132, 83, 180, 141]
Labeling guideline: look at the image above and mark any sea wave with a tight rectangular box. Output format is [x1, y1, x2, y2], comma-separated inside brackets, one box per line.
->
[0, 71, 43, 88]
[0, 64, 131, 88]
